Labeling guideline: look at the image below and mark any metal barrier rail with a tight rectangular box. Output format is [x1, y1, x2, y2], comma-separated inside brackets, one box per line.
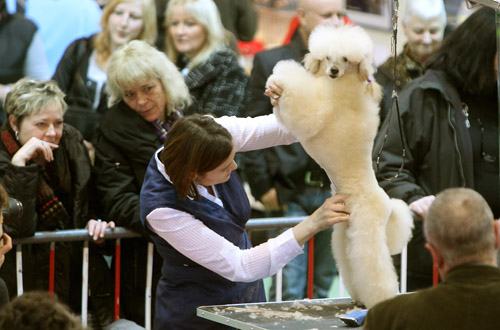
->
[11, 219, 307, 329]
[10, 217, 408, 329]
[13, 228, 144, 328]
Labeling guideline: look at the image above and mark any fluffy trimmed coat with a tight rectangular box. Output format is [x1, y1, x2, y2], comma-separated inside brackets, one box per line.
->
[267, 24, 414, 308]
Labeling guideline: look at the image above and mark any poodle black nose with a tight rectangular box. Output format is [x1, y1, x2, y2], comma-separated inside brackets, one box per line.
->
[329, 67, 339, 77]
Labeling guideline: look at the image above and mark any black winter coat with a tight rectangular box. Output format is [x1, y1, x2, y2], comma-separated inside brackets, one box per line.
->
[94, 101, 162, 234]
[0, 123, 110, 313]
[373, 69, 475, 287]
[0, 123, 93, 236]
[52, 35, 108, 141]
[93, 101, 164, 324]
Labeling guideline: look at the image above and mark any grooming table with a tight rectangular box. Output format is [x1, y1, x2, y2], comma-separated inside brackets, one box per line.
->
[197, 298, 364, 329]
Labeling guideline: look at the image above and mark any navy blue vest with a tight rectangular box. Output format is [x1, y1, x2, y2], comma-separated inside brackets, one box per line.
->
[140, 155, 266, 329]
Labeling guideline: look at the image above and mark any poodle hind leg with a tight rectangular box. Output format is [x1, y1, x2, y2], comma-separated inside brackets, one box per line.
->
[386, 198, 414, 255]
[331, 222, 361, 302]
[346, 198, 399, 308]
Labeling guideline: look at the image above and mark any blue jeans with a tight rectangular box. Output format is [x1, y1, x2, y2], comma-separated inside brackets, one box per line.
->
[272, 187, 337, 300]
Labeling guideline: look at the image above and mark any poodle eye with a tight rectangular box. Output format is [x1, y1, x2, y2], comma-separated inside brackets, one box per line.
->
[342, 57, 348, 62]
[326, 56, 330, 61]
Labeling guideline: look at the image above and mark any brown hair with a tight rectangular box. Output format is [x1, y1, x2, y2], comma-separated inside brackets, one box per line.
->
[0, 291, 86, 330]
[159, 114, 233, 200]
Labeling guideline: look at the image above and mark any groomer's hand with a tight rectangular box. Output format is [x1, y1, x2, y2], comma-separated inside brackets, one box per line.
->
[292, 195, 349, 246]
[409, 195, 435, 219]
[265, 82, 283, 107]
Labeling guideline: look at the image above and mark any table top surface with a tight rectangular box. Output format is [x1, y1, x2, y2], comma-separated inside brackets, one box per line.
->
[197, 297, 365, 329]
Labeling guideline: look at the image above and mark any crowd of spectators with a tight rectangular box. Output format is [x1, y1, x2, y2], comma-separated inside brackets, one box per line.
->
[0, 1, 497, 330]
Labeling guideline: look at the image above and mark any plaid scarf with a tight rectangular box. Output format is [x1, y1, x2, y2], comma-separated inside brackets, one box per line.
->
[151, 109, 182, 143]
[1, 127, 70, 230]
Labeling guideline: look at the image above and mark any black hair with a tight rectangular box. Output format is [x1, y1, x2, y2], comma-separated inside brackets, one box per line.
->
[426, 7, 497, 95]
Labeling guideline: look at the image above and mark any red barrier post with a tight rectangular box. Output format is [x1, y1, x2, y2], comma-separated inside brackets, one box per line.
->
[307, 236, 315, 299]
[49, 242, 55, 293]
[114, 239, 121, 320]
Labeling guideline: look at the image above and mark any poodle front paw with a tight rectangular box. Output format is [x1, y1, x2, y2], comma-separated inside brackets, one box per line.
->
[266, 60, 306, 90]
[272, 59, 304, 76]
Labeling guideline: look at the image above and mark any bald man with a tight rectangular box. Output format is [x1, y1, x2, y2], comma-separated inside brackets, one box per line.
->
[243, 0, 347, 301]
[364, 188, 500, 329]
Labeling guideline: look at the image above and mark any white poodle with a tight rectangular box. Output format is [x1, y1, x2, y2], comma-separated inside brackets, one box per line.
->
[266, 24, 414, 308]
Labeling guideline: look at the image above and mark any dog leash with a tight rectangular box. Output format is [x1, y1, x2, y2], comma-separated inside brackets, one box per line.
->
[375, 0, 407, 181]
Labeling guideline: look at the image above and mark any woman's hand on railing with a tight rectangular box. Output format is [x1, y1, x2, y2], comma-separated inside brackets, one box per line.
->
[86, 219, 115, 244]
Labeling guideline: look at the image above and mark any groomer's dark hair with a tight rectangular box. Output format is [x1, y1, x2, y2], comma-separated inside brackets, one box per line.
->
[426, 7, 496, 95]
[160, 114, 233, 201]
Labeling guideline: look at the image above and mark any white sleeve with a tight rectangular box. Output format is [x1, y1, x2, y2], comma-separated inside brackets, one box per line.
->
[23, 31, 50, 80]
[214, 114, 297, 152]
[146, 207, 303, 282]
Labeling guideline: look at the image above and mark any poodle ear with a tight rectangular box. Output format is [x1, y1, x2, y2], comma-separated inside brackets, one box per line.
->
[304, 53, 321, 75]
[358, 55, 373, 81]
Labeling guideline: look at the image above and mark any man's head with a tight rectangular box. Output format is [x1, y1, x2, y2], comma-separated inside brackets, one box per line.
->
[402, 0, 446, 62]
[297, 0, 346, 48]
[424, 188, 498, 277]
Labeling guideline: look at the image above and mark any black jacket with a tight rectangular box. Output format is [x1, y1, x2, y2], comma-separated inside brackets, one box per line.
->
[374, 69, 473, 203]
[0, 123, 107, 312]
[52, 35, 108, 141]
[0, 13, 37, 84]
[94, 101, 162, 235]
[214, 0, 258, 42]
[0, 123, 92, 237]
[373, 69, 474, 284]
[243, 33, 329, 204]
[93, 101, 165, 324]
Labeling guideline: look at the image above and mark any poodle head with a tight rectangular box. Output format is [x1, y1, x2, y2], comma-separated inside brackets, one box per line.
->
[304, 24, 375, 81]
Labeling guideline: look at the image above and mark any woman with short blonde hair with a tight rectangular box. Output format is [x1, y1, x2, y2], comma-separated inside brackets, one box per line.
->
[0, 78, 114, 324]
[94, 40, 191, 326]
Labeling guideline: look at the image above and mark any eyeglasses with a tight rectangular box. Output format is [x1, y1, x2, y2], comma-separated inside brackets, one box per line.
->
[477, 117, 497, 163]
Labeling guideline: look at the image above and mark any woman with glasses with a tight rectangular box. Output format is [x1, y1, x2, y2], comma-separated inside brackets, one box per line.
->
[373, 6, 498, 292]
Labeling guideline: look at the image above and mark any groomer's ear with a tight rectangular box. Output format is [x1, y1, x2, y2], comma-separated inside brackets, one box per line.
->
[304, 53, 320, 75]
